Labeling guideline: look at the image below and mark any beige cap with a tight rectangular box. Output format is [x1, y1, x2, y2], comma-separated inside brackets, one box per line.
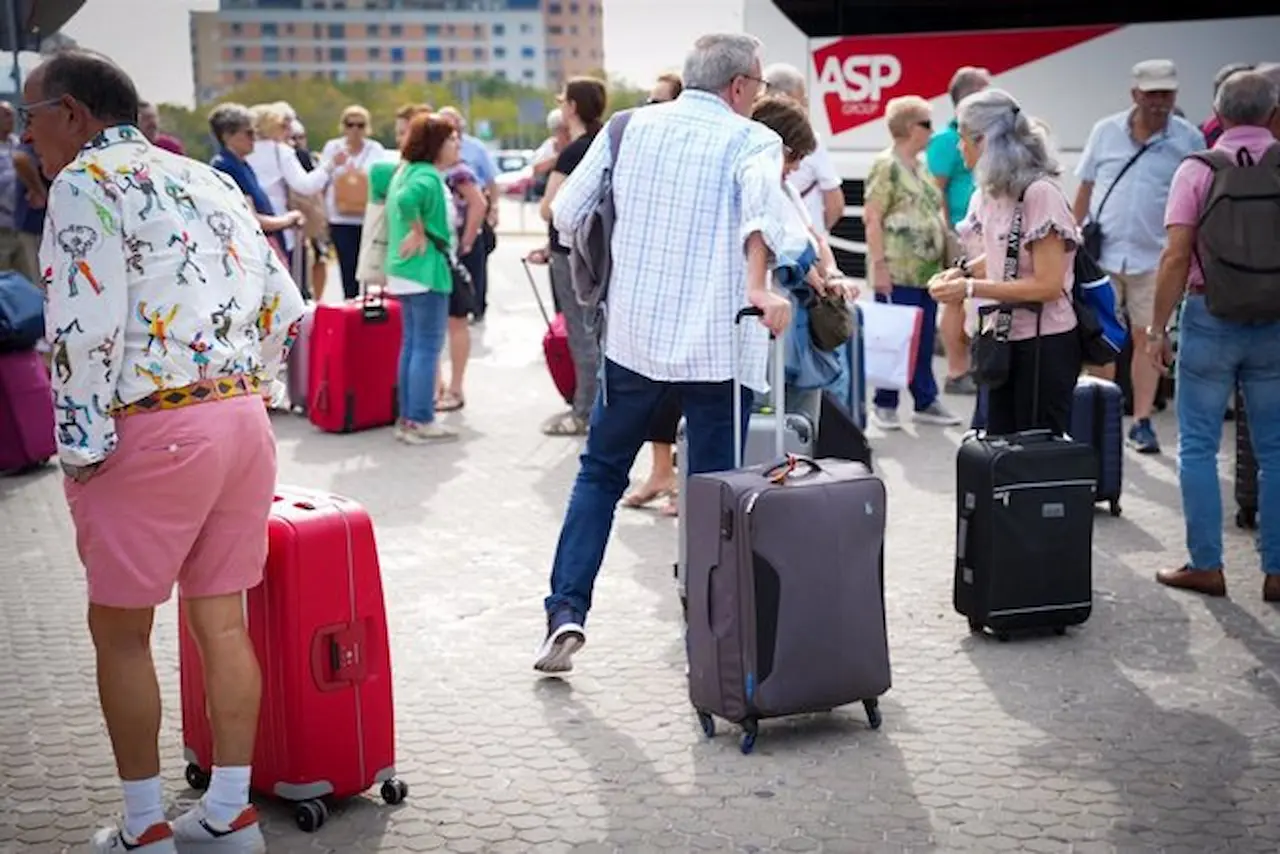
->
[1133, 59, 1178, 92]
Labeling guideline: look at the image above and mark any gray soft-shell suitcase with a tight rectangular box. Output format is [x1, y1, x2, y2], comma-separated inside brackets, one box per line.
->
[683, 307, 891, 754]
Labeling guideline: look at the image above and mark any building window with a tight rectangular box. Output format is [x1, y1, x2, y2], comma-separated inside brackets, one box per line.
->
[288, 47, 296, 60]
[549, 2, 561, 12]
[494, 46, 506, 58]
[367, 23, 380, 36]
[330, 47, 347, 62]
[264, 46, 280, 62]
[496, 69, 507, 80]
[392, 69, 405, 84]
[266, 69, 280, 79]
[391, 46, 405, 62]
[472, 47, 483, 59]
[520, 46, 536, 59]
[234, 70, 246, 81]
[285, 23, 294, 34]
[313, 24, 321, 38]
[447, 47, 456, 61]
[426, 47, 442, 63]
[570, 2, 579, 11]
[327, 24, 344, 39]
[428, 70, 443, 83]
[523, 69, 535, 80]
[232, 46, 244, 58]
[548, 25, 561, 35]
[493, 23, 504, 36]
[230, 22, 242, 35]
[390, 24, 402, 36]
[369, 46, 381, 59]
[426, 25, 438, 36]
[261, 23, 277, 37]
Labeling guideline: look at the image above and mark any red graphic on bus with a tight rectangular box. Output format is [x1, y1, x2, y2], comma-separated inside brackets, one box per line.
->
[813, 26, 1117, 135]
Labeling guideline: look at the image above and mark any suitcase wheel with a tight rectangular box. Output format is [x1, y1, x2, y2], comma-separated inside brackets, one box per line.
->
[380, 779, 409, 805]
[967, 617, 984, 635]
[863, 699, 883, 730]
[183, 763, 210, 792]
[696, 711, 716, 739]
[1109, 499, 1122, 517]
[1053, 627, 1067, 637]
[1237, 508, 1258, 530]
[996, 632, 1011, 643]
[295, 799, 329, 833]
[740, 718, 759, 755]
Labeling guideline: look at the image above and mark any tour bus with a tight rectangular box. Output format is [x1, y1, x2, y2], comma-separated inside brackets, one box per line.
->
[742, 1, 1280, 276]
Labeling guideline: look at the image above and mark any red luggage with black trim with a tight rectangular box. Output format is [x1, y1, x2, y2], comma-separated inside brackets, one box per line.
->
[308, 291, 401, 433]
[179, 488, 406, 832]
[521, 258, 575, 405]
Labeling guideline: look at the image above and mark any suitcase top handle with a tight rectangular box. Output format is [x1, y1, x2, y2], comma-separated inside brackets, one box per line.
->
[763, 453, 822, 484]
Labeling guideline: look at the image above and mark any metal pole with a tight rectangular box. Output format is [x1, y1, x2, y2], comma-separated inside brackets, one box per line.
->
[7, 0, 22, 96]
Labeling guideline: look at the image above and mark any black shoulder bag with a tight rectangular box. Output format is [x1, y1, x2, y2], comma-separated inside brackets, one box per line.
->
[424, 230, 475, 298]
[1081, 141, 1152, 260]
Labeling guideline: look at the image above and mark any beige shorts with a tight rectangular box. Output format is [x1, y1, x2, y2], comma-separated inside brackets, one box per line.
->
[1108, 269, 1157, 330]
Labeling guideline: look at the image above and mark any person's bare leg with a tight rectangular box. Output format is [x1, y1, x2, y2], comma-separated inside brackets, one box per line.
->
[446, 316, 470, 405]
[89, 605, 162, 780]
[183, 593, 261, 768]
[311, 259, 327, 303]
[622, 442, 677, 507]
[1131, 328, 1158, 422]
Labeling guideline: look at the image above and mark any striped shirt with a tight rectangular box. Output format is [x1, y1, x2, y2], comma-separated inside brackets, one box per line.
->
[550, 90, 788, 393]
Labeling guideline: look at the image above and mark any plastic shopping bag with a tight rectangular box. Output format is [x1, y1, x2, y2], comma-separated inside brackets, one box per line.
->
[860, 299, 923, 391]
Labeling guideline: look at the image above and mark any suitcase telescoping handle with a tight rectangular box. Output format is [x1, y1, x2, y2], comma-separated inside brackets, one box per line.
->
[733, 306, 788, 469]
[521, 257, 555, 331]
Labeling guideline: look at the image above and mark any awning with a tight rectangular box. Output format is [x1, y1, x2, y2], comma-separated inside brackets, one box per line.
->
[3, 0, 87, 51]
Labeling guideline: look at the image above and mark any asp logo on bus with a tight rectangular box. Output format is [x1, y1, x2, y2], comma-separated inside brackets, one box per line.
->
[813, 25, 1116, 135]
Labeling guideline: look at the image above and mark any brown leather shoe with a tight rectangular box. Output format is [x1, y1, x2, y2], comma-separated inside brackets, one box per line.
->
[1264, 576, 1280, 603]
[1155, 566, 1227, 597]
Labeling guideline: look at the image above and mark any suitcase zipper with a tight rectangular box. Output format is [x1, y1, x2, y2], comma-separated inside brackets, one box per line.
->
[994, 478, 1095, 504]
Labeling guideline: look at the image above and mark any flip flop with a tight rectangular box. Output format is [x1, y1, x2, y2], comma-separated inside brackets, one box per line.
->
[436, 392, 465, 412]
[621, 485, 674, 509]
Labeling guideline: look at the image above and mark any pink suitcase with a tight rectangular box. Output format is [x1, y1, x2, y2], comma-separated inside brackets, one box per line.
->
[179, 488, 405, 833]
[0, 350, 56, 473]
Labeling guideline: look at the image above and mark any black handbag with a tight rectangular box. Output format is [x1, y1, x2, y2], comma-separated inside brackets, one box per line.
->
[805, 290, 855, 352]
[970, 199, 1027, 390]
[425, 231, 474, 297]
[1082, 142, 1151, 260]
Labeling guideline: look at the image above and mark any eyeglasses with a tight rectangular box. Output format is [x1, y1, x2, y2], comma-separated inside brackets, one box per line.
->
[17, 96, 62, 124]
[916, 119, 933, 130]
[345, 121, 366, 129]
[739, 74, 768, 93]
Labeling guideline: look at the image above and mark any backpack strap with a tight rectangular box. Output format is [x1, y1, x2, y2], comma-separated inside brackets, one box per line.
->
[606, 109, 635, 165]
[1258, 143, 1280, 170]
[1186, 148, 1234, 172]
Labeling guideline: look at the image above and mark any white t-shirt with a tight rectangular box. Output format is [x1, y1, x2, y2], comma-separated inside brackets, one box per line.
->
[776, 181, 820, 273]
[786, 141, 842, 235]
[319, 138, 386, 226]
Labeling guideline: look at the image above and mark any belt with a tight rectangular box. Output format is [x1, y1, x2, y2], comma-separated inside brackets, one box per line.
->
[115, 374, 261, 417]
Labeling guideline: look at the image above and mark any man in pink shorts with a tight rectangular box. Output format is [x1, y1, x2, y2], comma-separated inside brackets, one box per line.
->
[25, 49, 304, 853]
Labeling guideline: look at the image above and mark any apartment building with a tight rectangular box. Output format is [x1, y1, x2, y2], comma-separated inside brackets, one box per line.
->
[191, 0, 604, 102]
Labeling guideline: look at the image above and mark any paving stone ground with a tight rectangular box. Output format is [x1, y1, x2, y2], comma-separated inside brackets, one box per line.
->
[2, 232, 1278, 853]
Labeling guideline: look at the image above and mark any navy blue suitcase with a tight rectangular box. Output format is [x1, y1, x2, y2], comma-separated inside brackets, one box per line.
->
[1069, 376, 1124, 517]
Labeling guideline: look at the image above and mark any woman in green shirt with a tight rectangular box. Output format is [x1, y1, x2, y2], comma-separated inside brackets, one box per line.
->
[382, 114, 460, 443]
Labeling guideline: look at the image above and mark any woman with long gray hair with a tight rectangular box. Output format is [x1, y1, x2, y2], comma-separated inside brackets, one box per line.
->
[928, 88, 1082, 435]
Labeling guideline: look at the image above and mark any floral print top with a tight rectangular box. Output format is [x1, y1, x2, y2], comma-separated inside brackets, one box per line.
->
[864, 148, 947, 288]
[41, 125, 306, 467]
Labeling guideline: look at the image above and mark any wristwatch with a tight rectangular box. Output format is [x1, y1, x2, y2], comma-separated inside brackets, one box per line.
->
[1144, 326, 1164, 342]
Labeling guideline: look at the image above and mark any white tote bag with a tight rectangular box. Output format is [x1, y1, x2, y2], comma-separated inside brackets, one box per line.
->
[860, 299, 924, 390]
[354, 200, 388, 287]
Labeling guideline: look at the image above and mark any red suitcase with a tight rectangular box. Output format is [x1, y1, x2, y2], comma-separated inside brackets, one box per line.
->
[179, 488, 407, 833]
[521, 258, 575, 405]
[0, 349, 56, 473]
[308, 293, 401, 433]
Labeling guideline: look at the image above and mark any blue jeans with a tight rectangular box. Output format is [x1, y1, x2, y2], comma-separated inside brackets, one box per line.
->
[545, 359, 752, 619]
[1177, 296, 1280, 575]
[397, 290, 449, 424]
[873, 284, 939, 412]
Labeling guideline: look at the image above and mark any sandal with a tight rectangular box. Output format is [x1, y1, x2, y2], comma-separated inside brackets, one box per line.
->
[660, 498, 679, 518]
[542, 411, 588, 436]
[436, 392, 465, 412]
[622, 484, 675, 509]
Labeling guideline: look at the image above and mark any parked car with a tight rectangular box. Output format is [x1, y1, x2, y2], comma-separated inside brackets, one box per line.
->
[495, 149, 533, 174]
[496, 164, 535, 198]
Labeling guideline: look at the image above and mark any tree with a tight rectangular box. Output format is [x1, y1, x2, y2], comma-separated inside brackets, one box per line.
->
[158, 73, 649, 163]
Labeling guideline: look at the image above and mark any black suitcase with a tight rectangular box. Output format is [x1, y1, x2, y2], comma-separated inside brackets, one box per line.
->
[954, 430, 1097, 640]
[1235, 384, 1258, 530]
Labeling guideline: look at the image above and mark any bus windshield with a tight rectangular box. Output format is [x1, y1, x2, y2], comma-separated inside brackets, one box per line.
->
[769, 1, 1271, 37]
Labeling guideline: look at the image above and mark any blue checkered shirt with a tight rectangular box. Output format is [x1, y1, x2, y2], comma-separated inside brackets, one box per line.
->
[550, 90, 788, 393]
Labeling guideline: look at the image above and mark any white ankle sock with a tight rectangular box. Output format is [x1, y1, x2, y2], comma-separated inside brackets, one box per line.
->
[203, 766, 252, 826]
[121, 776, 166, 838]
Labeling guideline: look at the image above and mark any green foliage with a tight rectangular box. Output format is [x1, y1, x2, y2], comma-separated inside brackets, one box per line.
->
[159, 73, 648, 162]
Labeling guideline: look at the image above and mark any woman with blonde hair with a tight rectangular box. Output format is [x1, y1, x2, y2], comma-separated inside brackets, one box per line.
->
[864, 94, 961, 431]
[246, 102, 345, 289]
[929, 88, 1081, 435]
[321, 105, 386, 299]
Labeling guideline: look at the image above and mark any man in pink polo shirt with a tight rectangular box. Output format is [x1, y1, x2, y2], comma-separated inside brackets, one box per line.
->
[1147, 69, 1280, 603]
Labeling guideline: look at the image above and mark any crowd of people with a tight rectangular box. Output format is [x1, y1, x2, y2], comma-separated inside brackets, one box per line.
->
[5, 26, 1279, 852]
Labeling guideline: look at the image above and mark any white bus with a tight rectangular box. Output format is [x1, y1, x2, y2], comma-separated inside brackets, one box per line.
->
[743, 1, 1280, 276]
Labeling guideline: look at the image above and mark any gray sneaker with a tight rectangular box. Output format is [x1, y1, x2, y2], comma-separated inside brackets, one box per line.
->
[944, 374, 978, 395]
[913, 401, 962, 426]
[873, 407, 902, 430]
[400, 421, 458, 444]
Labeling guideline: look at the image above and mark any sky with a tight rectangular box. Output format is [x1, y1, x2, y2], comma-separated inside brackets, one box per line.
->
[48, 0, 739, 107]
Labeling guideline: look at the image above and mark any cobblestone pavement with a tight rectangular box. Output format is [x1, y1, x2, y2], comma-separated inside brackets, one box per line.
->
[2, 234, 1278, 854]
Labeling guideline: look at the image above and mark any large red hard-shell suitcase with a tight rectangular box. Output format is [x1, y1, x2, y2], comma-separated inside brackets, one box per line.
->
[179, 488, 406, 833]
[521, 258, 575, 405]
[308, 293, 401, 433]
[0, 349, 56, 473]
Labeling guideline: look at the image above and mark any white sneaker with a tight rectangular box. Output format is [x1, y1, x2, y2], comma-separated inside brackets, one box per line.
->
[89, 822, 177, 853]
[399, 421, 458, 444]
[171, 804, 265, 853]
[913, 402, 962, 426]
[873, 407, 902, 430]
